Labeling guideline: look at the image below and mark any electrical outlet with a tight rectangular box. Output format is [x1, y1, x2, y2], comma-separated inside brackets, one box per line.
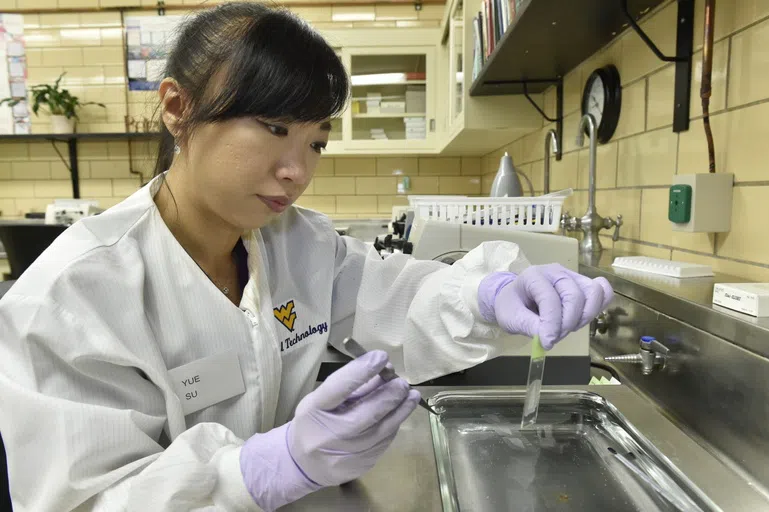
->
[671, 173, 734, 233]
[668, 184, 692, 223]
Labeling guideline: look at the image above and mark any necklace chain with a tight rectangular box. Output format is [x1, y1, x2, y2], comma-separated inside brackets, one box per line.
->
[199, 255, 238, 296]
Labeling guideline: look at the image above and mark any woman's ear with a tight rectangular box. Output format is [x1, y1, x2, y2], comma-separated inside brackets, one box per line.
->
[158, 78, 186, 139]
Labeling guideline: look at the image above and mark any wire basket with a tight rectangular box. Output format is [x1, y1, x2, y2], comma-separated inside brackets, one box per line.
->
[408, 190, 572, 233]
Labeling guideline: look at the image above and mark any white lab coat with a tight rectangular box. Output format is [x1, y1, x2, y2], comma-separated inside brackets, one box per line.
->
[0, 175, 531, 511]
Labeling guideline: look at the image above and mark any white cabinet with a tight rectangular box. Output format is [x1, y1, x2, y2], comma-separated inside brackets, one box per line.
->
[340, 46, 437, 154]
[318, 20, 540, 157]
[317, 28, 441, 155]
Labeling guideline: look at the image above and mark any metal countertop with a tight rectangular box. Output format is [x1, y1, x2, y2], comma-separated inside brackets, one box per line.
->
[282, 385, 769, 511]
[578, 250, 769, 359]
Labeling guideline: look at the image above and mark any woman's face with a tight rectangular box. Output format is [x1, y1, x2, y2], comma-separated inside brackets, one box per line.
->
[179, 117, 330, 230]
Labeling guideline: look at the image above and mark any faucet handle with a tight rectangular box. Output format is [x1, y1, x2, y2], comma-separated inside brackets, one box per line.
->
[640, 335, 669, 355]
[612, 214, 623, 242]
[560, 211, 579, 235]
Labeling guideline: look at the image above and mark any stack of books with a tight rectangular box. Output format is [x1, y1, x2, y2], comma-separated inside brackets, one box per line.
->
[473, 0, 524, 81]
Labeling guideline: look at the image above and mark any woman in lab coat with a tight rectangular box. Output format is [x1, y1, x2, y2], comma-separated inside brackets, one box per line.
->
[0, 3, 612, 511]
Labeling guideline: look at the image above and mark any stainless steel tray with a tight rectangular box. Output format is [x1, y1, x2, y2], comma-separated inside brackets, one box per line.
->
[428, 390, 720, 512]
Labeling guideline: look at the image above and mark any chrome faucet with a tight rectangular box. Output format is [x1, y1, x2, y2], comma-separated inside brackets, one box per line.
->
[543, 129, 559, 195]
[604, 336, 670, 376]
[560, 114, 623, 253]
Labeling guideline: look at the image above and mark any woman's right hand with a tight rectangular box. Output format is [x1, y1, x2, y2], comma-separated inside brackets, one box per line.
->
[239, 350, 419, 511]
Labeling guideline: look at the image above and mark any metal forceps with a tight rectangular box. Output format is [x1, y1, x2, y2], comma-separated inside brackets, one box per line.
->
[342, 337, 438, 415]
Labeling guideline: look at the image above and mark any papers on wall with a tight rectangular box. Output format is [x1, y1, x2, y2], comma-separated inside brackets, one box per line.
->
[0, 14, 30, 135]
[8, 59, 24, 78]
[125, 15, 186, 91]
[127, 60, 146, 79]
[6, 41, 23, 57]
[9, 81, 25, 98]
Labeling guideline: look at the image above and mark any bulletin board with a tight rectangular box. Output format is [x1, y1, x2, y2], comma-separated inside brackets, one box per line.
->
[0, 14, 30, 135]
[125, 15, 186, 91]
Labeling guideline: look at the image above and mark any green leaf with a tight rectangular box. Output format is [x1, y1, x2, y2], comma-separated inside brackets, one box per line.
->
[0, 71, 97, 121]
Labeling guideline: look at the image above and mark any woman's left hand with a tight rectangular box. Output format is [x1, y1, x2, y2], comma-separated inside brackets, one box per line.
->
[478, 264, 614, 350]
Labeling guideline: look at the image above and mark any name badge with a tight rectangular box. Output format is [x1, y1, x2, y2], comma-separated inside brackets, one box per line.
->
[168, 351, 246, 416]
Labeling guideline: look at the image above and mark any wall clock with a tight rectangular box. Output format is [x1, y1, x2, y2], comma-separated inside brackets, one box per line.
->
[581, 64, 622, 144]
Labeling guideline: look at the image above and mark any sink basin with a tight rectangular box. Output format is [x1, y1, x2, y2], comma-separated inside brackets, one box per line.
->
[428, 390, 720, 512]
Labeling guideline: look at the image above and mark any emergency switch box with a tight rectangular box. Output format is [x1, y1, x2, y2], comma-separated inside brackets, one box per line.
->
[670, 173, 733, 233]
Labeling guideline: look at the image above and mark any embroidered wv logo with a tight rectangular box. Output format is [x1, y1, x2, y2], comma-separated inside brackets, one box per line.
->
[273, 300, 297, 332]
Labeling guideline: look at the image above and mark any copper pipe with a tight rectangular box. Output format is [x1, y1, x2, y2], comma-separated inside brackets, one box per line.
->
[702, 0, 716, 173]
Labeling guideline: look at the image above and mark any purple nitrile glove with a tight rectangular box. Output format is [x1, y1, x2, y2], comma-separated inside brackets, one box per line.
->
[478, 263, 614, 350]
[240, 350, 420, 511]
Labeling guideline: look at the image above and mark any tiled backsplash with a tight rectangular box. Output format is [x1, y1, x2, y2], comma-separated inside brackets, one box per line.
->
[479, 0, 769, 281]
[0, 3, 450, 221]
[295, 157, 481, 217]
[4, 0, 769, 282]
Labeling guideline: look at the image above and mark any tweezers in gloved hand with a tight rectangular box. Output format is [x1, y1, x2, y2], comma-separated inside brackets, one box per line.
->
[342, 337, 438, 415]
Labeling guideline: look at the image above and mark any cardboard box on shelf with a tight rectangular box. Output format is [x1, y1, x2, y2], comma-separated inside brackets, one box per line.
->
[406, 86, 426, 113]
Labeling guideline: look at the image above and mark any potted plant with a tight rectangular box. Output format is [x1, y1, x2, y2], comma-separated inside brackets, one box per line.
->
[0, 72, 106, 134]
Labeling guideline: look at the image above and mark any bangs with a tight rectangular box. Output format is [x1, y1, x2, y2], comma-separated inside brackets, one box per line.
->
[192, 10, 349, 125]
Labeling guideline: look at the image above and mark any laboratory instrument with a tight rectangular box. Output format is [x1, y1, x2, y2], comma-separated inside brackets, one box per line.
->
[407, 220, 589, 376]
[342, 337, 438, 415]
[44, 199, 103, 226]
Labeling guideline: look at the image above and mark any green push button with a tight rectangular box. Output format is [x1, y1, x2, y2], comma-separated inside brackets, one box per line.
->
[669, 184, 692, 224]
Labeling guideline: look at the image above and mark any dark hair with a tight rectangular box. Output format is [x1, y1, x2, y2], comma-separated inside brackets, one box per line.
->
[154, 2, 350, 176]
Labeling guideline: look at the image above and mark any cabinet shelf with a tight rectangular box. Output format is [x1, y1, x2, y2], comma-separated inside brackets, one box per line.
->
[351, 80, 426, 87]
[353, 113, 426, 119]
[469, 0, 666, 96]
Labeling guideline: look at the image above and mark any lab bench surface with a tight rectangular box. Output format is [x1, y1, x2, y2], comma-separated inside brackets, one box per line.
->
[281, 385, 768, 511]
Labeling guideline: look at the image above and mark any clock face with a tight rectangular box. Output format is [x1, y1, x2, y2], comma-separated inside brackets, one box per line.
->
[581, 65, 622, 144]
[586, 75, 605, 127]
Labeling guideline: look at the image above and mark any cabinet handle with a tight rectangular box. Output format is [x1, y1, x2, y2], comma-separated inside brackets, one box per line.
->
[430, 118, 435, 132]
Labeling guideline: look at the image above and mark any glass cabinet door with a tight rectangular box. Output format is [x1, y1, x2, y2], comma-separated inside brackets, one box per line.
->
[449, 1, 464, 124]
[328, 49, 343, 143]
[348, 52, 429, 143]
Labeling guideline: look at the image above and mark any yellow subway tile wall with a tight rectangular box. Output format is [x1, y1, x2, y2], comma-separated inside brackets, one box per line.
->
[479, 0, 769, 281]
[7, 0, 769, 284]
[0, 3, 452, 221]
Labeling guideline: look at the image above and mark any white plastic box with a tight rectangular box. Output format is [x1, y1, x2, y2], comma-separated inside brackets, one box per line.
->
[713, 283, 769, 317]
